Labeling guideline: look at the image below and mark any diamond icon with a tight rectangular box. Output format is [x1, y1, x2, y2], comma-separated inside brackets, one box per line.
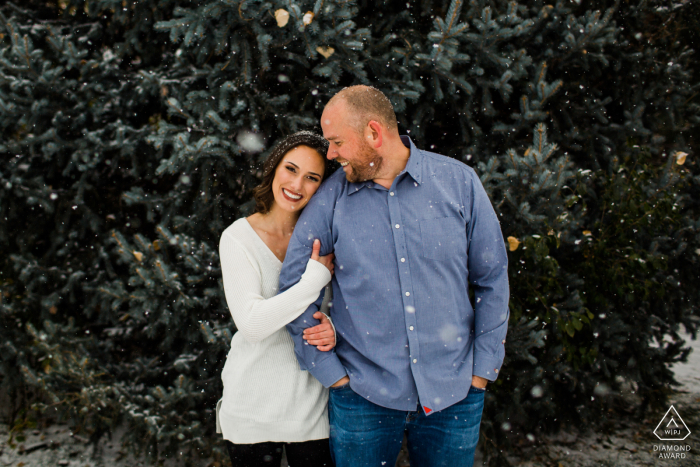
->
[653, 405, 691, 441]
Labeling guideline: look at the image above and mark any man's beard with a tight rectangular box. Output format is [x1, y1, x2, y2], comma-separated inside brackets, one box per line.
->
[345, 141, 383, 183]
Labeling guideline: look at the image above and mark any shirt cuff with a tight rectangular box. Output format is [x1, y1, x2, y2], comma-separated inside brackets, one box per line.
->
[310, 354, 348, 388]
[473, 352, 504, 382]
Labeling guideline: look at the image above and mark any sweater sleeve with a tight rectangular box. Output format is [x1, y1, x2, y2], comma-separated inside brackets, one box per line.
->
[219, 232, 331, 343]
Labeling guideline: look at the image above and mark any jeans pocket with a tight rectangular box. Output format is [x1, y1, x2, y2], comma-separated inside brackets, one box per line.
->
[469, 385, 486, 393]
[330, 382, 350, 392]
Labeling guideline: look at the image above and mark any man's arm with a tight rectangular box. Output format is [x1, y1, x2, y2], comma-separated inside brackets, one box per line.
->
[465, 169, 510, 385]
[279, 182, 348, 388]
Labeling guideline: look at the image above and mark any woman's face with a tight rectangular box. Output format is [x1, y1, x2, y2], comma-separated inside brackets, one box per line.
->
[271, 145, 326, 213]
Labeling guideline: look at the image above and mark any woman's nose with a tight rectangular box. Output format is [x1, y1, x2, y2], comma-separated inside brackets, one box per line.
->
[290, 175, 303, 190]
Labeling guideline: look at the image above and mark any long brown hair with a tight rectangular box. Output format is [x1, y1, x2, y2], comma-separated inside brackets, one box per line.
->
[252, 131, 331, 214]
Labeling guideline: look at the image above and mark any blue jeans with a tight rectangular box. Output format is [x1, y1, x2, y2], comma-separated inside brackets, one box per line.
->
[328, 384, 485, 467]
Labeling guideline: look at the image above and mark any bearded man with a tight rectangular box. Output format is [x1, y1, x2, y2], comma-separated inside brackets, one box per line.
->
[278, 85, 510, 467]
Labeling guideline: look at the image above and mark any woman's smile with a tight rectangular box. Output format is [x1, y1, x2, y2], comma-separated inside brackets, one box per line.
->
[282, 188, 303, 201]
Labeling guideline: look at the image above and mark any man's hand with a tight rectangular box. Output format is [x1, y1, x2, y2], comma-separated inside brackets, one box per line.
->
[303, 312, 336, 351]
[471, 375, 488, 389]
[331, 376, 350, 388]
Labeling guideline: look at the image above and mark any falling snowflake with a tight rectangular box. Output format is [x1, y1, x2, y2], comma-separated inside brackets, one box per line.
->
[237, 131, 265, 153]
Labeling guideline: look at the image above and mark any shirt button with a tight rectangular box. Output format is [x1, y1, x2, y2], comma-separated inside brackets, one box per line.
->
[405, 292, 410, 296]
[395, 224, 400, 229]
[401, 258, 405, 262]
[409, 326, 414, 331]
[413, 359, 417, 364]
[390, 192, 395, 196]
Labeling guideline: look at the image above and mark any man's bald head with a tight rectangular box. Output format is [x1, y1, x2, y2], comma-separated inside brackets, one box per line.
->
[325, 85, 398, 134]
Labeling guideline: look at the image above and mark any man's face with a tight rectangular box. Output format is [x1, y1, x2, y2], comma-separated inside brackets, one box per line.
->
[321, 102, 383, 183]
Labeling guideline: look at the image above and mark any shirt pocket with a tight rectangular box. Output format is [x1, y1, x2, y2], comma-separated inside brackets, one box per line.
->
[419, 216, 465, 261]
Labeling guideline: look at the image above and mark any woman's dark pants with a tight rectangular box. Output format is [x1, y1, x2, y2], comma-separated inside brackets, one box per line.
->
[225, 438, 334, 467]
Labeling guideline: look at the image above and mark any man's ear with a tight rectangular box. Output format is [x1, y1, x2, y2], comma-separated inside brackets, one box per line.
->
[367, 120, 383, 148]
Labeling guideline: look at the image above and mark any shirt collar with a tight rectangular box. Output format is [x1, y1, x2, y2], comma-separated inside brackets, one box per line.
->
[348, 181, 372, 195]
[400, 135, 423, 185]
[347, 136, 422, 195]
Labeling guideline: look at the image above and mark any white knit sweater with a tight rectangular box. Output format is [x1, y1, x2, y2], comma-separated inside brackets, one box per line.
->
[216, 218, 332, 444]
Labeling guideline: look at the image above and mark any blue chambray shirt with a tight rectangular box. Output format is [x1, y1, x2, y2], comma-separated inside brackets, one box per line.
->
[279, 136, 509, 415]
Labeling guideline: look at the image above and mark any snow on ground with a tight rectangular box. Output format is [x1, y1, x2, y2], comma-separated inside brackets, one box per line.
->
[486, 328, 700, 467]
[494, 390, 699, 467]
[672, 328, 700, 393]
[2, 330, 698, 467]
[0, 424, 193, 467]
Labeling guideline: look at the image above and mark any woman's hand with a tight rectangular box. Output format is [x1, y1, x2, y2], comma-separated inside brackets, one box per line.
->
[310, 239, 334, 276]
[303, 312, 336, 351]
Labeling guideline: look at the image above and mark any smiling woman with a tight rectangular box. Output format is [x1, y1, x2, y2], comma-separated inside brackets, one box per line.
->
[252, 131, 333, 215]
[217, 131, 339, 467]
[272, 146, 324, 209]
